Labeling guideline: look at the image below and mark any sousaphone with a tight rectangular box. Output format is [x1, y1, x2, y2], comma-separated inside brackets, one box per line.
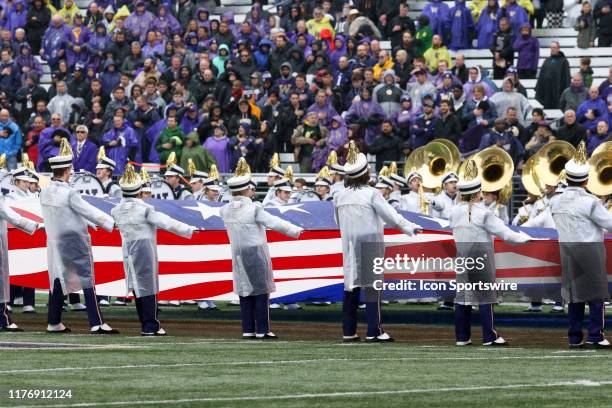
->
[532, 141, 576, 187]
[403, 141, 454, 189]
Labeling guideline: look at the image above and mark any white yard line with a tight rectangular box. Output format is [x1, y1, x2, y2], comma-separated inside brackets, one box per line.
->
[5, 380, 612, 408]
[2, 353, 610, 374]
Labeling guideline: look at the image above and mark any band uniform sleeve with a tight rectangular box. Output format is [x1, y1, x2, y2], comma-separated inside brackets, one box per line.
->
[145, 207, 194, 239]
[590, 200, 612, 233]
[0, 201, 38, 235]
[68, 190, 115, 232]
[255, 206, 303, 238]
[483, 210, 530, 244]
[371, 190, 421, 236]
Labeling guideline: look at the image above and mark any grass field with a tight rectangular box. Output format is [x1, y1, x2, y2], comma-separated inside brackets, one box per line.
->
[2, 303, 612, 408]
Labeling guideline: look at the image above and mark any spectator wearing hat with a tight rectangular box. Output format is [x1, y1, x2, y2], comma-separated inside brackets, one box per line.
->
[405, 68, 437, 111]
[72, 124, 97, 174]
[180, 131, 217, 174]
[346, 8, 382, 40]
[373, 69, 403, 119]
[410, 96, 437, 150]
[525, 120, 556, 156]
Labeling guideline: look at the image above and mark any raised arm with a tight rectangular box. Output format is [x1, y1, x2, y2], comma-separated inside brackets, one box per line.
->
[0, 201, 38, 235]
[145, 207, 195, 239]
[255, 207, 303, 238]
[68, 190, 114, 232]
[371, 190, 422, 236]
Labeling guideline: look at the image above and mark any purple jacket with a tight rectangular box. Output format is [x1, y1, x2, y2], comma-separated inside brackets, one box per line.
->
[72, 138, 98, 173]
[203, 135, 232, 173]
[7, 0, 26, 32]
[124, 9, 156, 43]
[101, 124, 138, 174]
[41, 21, 71, 64]
[476, 5, 502, 49]
[37, 126, 72, 170]
[423, 0, 451, 39]
[502, 3, 529, 35]
[65, 23, 91, 67]
[449, 0, 474, 50]
[345, 97, 386, 145]
[145, 118, 167, 163]
[153, 5, 182, 37]
[512, 24, 540, 70]
[576, 97, 609, 133]
[307, 100, 339, 128]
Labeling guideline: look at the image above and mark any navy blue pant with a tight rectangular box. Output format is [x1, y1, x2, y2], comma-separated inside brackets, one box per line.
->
[10, 285, 35, 306]
[343, 288, 382, 338]
[0, 302, 12, 327]
[239, 294, 270, 334]
[68, 293, 81, 304]
[455, 304, 498, 343]
[135, 294, 160, 333]
[48, 279, 103, 327]
[568, 301, 605, 345]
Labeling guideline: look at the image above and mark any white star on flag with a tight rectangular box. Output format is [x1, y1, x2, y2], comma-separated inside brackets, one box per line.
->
[274, 204, 310, 214]
[185, 201, 222, 221]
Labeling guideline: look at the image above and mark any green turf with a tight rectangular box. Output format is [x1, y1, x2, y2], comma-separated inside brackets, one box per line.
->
[2, 329, 612, 407]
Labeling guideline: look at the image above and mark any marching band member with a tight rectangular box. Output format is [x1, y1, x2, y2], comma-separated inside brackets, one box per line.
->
[96, 147, 122, 199]
[164, 153, 194, 201]
[0, 184, 39, 331]
[111, 164, 195, 336]
[40, 139, 118, 334]
[388, 173, 407, 201]
[262, 153, 285, 207]
[450, 160, 530, 346]
[7, 165, 37, 314]
[221, 158, 303, 339]
[431, 172, 459, 219]
[264, 167, 293, 208]
[511, 193, 539, 226]
[327, 151, 346, 198]
[334, 141, 422, 342]
[187, 159, 209, 201]
[140, 168, 152, 199]
[551, 143, 612, 348]
[375, 167, 399, 207]
[28, 171, 41, 196]
[314, 166, 333, 201]
[482, 190, 510, 224]
[200, 165, 221, 203]
[397, 171, 433, 215]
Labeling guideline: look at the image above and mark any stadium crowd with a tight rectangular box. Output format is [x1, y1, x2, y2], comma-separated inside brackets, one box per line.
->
[0, 0, 610, 176]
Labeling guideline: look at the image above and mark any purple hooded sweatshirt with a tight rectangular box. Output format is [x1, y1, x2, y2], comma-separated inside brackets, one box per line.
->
[41, 19, 72, 66]
[15, 44, 43, 81]
[476, 2, 502, 49]
[345, 95, 386, 145]
[37, 127, 72, 171]
[101, 122, 139, 174]
[7, 0, 27, 32]
[203, 135, 232, 173]
[65, 20, 92, 68]
[423, 0, 451, 39]
[124, 8, 156, 43]
[196, 7, 210, 30]
[512, 23, 539, 71]
[307, 98, 339, 128]
[153, 5, 182, 37]
[449, 0, 474, 50]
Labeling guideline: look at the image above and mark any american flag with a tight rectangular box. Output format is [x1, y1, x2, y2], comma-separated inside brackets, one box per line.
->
[7, 198, 612, 301]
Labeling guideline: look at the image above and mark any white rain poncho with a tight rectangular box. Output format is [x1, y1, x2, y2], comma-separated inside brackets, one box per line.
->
[40, 180, 114, 294]
[333, 186, 421, 290]
[551, 187, 612, 303]
[397, 191, 435, 215]
[449, 202, 529, 305]
[431, 191, 458, 219]
[220, 195, 302, 297]
[0, 196, 37, 303]
[111, 198, 194, 298]
[483, 201, 510, 224]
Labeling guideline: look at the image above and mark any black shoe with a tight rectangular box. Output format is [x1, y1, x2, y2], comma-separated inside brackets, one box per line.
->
[342, 335, 361, 343]
[242, 334, 257, 340]
[142, 329, 167, 337]
[483, 337, 509, 346]
[0, 325, 24, 332]
[569, 343, 585, 349]
[46, 327, 71, 334]
[91, 324, 120, 335]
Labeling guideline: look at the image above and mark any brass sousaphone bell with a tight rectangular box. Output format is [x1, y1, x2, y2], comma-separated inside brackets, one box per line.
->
[459, 146, 514, 192]
[532, 141, 576, 187]
[521, 154, 543, 197]
[587, 149, 612, 196]
[403, 141, 455, 189]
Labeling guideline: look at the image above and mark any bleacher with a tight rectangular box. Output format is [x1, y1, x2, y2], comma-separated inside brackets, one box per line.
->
[62, 0, 610, 180]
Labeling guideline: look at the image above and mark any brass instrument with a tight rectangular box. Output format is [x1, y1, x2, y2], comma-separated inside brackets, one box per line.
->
[431, 138, 460, 172]
[592, 141, 612, 157]
[587, 149, 612, 196]
[403, 141, 454, 189]
[532, 141, 576, 187]
[459, 146, 514, 193]
[521, 155, 543, 197]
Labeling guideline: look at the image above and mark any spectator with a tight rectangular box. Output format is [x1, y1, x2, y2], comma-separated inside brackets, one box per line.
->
[594, 0, 612, 47]
[373, 69, 403, 119]
[464, 66, 495, 97]
[406, 69, 437, 110]
[433, 99, 462, 143]
[546, 0, 565, 27]
[101, 115, 138, 174]
[578, 57, 594, 87]
[180, 131, 217, 173]
[345, 87, 385, 145]
[423, 0, 451, 41]
[512, 23, 539, 79]
[452, 54, 469, 84]
[423, 34, 451, 73]
[85, 100, 105, 146]
[0, 49, 21, 98]
[307, 89, 339, 128]
[36, 116, 71, 171]
[559, 73, 589, 112]
[25, 0, 51, 54]
[576, 85, 609, 133]
[47, 81, 75, 124]
[525, 120, 556, 156]
[479, 118, 525, 165]
[203, 124, 232, 173]
[72, 124, 97, 173]
[291, 111, 329, 172]
[388, 3, 416, 50]
[369, 120, 401, 171]
[346, 8, 382, 40]
[449, 0, 475, 50]
[0, 108, 21, 169]
[535, 41, 571, 109]
[462, 84, 498, 129]
[373, 50, 394, 82]
[491, 17, 515, 79]
[124, 1, 155, 43]
[477, 0, 503, 49]
[575, 1, 596, 48]
[490, 79, 532, 125]
[410, 96, 437, 150]
[24, 114, 46, 166]
[39, 14, 70, 70]
[557, 109, 587, 147]
[598, 66, 612, 102]
[587, 120, 610, 154]
[505, 106, 530, 145]
[502, 0, 529, 34]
